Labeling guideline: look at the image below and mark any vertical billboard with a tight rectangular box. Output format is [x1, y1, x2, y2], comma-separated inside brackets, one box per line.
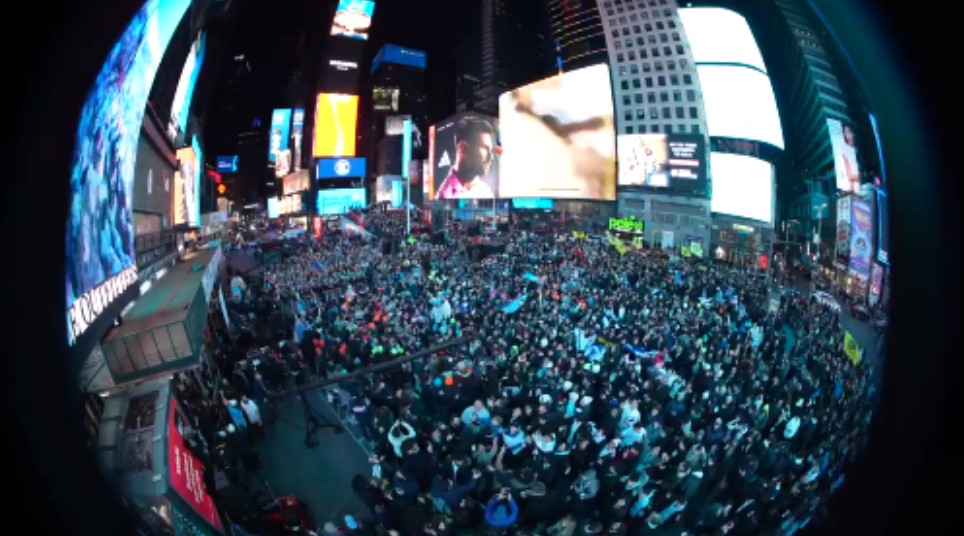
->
[291, 108, 305, 172]
[498, 63, 616, 200]
[330, 0, 375, 41]
[827, 118, 861, 193]
[313, 93, 358, 157]
[868, 113, 886, 187]
[869, 262, 884, 307]
[402, 118, 412, 180]
[269, 108, 292, 177]
[848, 198, 873, 277]
[174, 140, 201, 227]
[168, 398, 225, 533]
[66, 0, 191, 346]
[169, 32, 206, 142]
[428, 114, 499, 200]
[876, 188, 889, 265]
[836, 196, 852, 260]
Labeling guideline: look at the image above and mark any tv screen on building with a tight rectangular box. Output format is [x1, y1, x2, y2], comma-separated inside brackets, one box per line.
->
[710, 152, 773, 224]
[317, 188, 367, 215]
[317, 157, 367, 179]
[427, 113, 500, 200]
[827, 118, 861, 193]
[698, 65, 784, 150]
[168, 32, 206, 142]
[313, 93, 358, 157]
[331, 0, 375, 40]
[498, 63, 616, 200]
[678, 7, 767, 72]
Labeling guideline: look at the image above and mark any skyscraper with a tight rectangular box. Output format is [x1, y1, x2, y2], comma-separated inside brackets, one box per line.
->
[545, 0, 609, 72]
[367, 44, 429, 179]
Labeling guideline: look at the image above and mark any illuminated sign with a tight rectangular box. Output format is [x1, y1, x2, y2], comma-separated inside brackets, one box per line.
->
[329, 59, 358, 70]
[317, 157, 367, 178]
[313, 93, 359, 157]
[67, 265, 139, 346]
[372, 44, 427, 73]
[732, 223, 755, 233]
[331, 0, 375, 41]
[609, 216, 645, 234]
[216, 155, 238, 173]
[282, 171, 310, 195]
[276, 193, 305, 215]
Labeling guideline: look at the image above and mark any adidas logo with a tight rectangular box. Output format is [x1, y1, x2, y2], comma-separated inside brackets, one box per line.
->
[437, 151, 451, 168]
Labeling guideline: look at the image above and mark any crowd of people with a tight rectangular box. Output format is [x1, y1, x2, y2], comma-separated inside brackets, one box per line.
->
[209, 210, 876, 536]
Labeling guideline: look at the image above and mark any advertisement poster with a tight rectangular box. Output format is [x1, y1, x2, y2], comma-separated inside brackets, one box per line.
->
[869, 262, 884, 307]
[330, 0, 375, 41]
[282, 170, 310, 195]
[827, 118, 861, 193]
[313, 216, 324, 239]
[313, 93, 358, 157]
[429, 114, 499, 200]
[836, 196, 852, 259]
[174, 145, 199, 227]
[376, 175, 398, 203]
[619, 134, 669, 187]
[498, 64, 616, 200]
[876, 188, 889, 265]
[168, 398, 224, 533]
[848, 198, 873, 277]
[317, 157, 366, 179]
[291, 108, 304, 172]
[317, 188, 367, 215]
[661, 230, 675, 249]
[269, 109, 291, 164]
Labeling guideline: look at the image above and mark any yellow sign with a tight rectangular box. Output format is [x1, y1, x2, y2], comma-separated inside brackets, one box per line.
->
[844, 331, 862, 365]
[680, 243, 691, 257]
[609, 216, 644, 234]
[572, 231, 587, 240]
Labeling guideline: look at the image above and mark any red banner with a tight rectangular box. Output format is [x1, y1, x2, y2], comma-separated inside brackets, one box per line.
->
[168, 398, 224, 533]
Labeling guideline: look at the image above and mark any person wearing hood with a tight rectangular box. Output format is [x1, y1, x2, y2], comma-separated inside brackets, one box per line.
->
[484, 490, 519, 530]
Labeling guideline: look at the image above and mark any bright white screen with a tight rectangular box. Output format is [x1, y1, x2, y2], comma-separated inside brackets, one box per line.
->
[678, 8, 767, 73]
[698, 65, 784, 149]
[710, 152, 773, 223]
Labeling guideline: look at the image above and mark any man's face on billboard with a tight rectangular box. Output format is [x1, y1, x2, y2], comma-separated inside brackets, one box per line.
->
[457, 131, 494, 179]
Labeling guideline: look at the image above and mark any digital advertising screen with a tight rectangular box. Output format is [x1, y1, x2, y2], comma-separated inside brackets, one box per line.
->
[134, 136, 175, 219]
[836, 196, 852, 260]
[827, 118, 861, 193]
[331, 0, 375, 41]
[849, 198, 873, 277]
[428, 114, 500, 200]
[66, 0, 191, 346]
[498, 63, 616, 200]
[317, 188, 367, 215]
[169, 32, 206, 141]
[169, 399, 225, 534]
[267, 197, 280, 218]
[313, 93, 358, 157]
[174, 142, 200, 226]
[385, 114, 409, 135]
[678, 7, 767, 72]
[375, 175, 396, 203]
[317, 157, 367, 179]
[276, 193, 306, 215]
[618, 134, 669, 187]
[269, 108, 292, 177]
[869, 113, 887, 187]
[408, 159, 423, 186]
[282, 170, 310, 195]
[698, 64, 784, 150]
[391, 178, 405, 208]
[512, 198, 553, 209]
[292, 108, 305, 172]
[373, 87, 400, 112]
[216, 155, 238, 173]
[876, 188, 889, 265]
[372, 44, 427, 73]
[709, 152, 773, 224]
[402, 118, 412, 179]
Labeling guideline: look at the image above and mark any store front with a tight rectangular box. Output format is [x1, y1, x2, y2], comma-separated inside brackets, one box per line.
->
[616, 192, 710, 251]
[710, 220, 774, 270]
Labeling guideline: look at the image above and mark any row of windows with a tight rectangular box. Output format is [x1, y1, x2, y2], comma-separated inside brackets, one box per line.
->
[616, 73, 695, 88]
[614, 33, 681, 51]
[623, 123, 702, 135]
[603, 0, 673, 19]
[617, 89, 699, 104]
[620, 105, 700, 121]
[616, 58, 690, 73]
[614, 43, 687, 60]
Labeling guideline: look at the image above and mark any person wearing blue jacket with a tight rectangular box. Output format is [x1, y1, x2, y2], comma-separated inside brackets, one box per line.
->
[485, 490, 518, 530]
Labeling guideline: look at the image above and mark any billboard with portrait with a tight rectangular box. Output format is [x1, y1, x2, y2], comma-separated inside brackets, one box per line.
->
[269, 108, 292, 177]
[428, 114, 499, 200]
[66, 0, 191, 346]
[827, 118, 861, 193]
[174, 140, 201, 227]
[876, 188, 889, 265]
[836, 196, 852, 260]
[848, 198, 873, 277]
[498, 64, 616, 200]
[317, 188, 367, 215]
[313, 93, 358, 157]
[373, 87, 400, 112]
[331, 0, 375, 41]
[291, 108, 305, 172]
[317, 157, 367, 179]
[169, 32, 206, 143]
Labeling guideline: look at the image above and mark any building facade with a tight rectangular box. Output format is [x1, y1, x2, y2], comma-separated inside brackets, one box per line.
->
[367, 45, 429, 180]
[545, 0, 609, 72]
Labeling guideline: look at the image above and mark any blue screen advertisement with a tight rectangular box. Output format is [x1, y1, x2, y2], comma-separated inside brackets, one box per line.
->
[876, 188, 889, 265]
[371, 44, 427, 74]
[292, 108, 305, 172]
[268, 108, 292, 164]
[317, 188, 367, 215]
[216, 155, 238, 173]
[317, 157, 367, 179]
[170, 32, 206, 141]
[66, 0, 192, 346]
[190, 135, 203, 226]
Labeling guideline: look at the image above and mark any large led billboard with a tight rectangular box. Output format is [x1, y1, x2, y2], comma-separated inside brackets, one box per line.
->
[697, 65, 784, 150]
[827, 118, 861, 193]
[317, 157, 367, 179]
[269, 108, 292, 177]
[428, 114, 500, 200]
[498, 64, 616, 200]
[317, 188, 367, 215]
[373, 87, 400, 112]
[174, 136, 201, 227]
[282, 170, 310, 195]
[876, 188, 889, 265]
[385, 114, 409, 135]
[216, 155, 238, 173]
[292, 108, 305, 172]
[375, 175, 395, 203]
[678, 8, 767, 73]
[169, 32, 206, 141]
[371, 44, 427, 74]
[313, 93, 358, 157]
[331, 0, 375, 41]
[67, 0, 191, 345]
[618, 134, 706, 191]
[402, 118, 412, 180]
[709, 152, 773, 224]
[849, 198, 873, 277]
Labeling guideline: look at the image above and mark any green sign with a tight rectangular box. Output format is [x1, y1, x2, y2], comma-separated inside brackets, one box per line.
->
[609, 216, 645, 234]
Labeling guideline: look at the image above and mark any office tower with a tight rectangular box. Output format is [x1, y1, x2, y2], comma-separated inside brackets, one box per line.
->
[545, 0, 609, 72]
[368, 44, 429, 179]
